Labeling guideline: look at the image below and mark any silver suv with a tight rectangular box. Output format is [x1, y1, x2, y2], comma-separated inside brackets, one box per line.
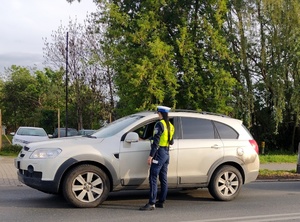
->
[15, 110, 259, 208]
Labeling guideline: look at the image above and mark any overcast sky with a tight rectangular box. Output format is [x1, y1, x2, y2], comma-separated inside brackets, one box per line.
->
[0, 0, 96, 73]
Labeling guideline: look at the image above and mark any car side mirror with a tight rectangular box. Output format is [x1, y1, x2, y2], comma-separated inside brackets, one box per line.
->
[10, 132, 15, 136]
[125, 132, 139, 143]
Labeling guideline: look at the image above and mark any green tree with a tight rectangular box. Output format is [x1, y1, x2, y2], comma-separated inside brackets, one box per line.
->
[224, 0, 300, 151]
[1, 66, 40, 129]
[97, 0, 237, 116]
[34, 68, 66, 133]
[66, 0, 300, 152]
[173, 0, 237, 114]
[260, 0, 300, 151]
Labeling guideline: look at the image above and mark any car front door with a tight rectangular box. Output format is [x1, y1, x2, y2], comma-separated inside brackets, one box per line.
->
[119, 119, 178, 188]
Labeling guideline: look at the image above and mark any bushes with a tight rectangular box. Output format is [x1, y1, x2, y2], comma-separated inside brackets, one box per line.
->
[0, 135, 21, 156]
[0, 144, 22, 156]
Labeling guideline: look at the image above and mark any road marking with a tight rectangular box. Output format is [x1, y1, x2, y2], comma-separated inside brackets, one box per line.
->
[182, 212, 300, 222]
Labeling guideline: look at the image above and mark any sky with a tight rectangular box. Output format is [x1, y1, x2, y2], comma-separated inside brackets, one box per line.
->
[0, 0, 96, 73]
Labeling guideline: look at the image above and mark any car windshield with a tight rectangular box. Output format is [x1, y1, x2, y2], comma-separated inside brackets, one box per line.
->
[93, 115, 144, 138]
[17, 128, 47, 136]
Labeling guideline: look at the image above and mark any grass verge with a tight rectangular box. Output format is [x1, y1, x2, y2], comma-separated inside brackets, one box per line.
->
[258, 169, 300, 180]
[259, 153, 299, 179]
[259, 154, 297, 164]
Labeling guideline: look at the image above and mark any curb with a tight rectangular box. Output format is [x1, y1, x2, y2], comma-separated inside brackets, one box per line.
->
[256, 178, 300, 182]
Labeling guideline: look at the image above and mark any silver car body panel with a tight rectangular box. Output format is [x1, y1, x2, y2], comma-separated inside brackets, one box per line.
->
[15, 111, 259, 194]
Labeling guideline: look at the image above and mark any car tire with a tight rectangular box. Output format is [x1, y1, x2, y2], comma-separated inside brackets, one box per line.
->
[62, 164, 110, 208]
[208, 165, 242, 201]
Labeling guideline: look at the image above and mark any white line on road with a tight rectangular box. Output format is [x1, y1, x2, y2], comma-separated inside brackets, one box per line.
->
[182, 212, 300, 222]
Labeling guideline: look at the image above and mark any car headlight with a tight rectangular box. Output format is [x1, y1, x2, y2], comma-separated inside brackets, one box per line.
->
[30, 148, 62, 159]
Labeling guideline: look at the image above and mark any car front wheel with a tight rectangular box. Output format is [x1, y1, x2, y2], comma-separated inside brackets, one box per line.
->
[208, 165, 242, 201]
[62, 164, 110, 208]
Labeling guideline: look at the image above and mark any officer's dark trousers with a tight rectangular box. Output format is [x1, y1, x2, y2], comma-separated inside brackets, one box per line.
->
[149, 147, 169, 205]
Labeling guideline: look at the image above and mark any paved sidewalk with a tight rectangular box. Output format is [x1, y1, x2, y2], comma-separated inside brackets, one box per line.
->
[0, 156, 298, 187]
[260, 163, 297, 171]
[0, 156, 23, 186]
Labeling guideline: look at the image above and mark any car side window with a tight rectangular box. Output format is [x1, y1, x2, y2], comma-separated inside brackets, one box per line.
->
[133, 118, 174, 140]
[134, 122, 156, 140]
[214, 121, 238, 139]
[181, 117, 215, 139]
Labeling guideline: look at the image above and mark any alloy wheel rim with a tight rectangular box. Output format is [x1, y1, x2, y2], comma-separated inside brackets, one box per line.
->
[217, 171, 239, 196]
[72, 172, 104, 203]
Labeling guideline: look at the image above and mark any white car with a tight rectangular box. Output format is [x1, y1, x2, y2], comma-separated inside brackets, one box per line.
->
[15, 111, 259, 208]
[11, 127, 49, 147]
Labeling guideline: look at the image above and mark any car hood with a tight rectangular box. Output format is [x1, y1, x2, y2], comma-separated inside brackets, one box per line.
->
[14, 135, 49, 142]
[25, 136, 104, 150]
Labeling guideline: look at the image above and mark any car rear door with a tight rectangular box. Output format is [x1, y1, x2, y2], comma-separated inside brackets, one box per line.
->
[177, 117, 224, 184]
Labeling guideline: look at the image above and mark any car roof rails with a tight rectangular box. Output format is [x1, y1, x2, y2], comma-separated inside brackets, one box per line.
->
[172, 109, 232, 118]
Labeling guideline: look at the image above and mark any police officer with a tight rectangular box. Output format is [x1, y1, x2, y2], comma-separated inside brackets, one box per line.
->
[140, 105, 175, 211]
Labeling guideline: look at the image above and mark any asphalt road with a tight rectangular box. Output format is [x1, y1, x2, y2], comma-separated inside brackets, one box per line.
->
[1, 156, 300, 222]
[1, 181, 300, 222]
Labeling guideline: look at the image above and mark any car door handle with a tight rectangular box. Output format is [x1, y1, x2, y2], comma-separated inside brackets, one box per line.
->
[211, 144, 221, 149]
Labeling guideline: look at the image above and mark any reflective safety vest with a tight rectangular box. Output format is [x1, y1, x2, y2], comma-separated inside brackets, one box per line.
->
[158, 120, 174, 147]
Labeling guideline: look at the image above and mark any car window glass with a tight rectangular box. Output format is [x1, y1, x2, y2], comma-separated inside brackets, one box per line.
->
[67, 130, 78, 136]
[181, 117, 215, 139]
[18, 128, 47, 136]
[52, 128, 78, 137]
[94, 115, 144, 138]
[133, 121, 156, 140]
[133, 118, 175, 140]
[214, 121, 238, 139]
[79, 130, 95, 135]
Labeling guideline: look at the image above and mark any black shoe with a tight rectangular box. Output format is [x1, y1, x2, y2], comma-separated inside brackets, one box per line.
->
[155, 201, 164, 208]
[139, 203, 155, 211]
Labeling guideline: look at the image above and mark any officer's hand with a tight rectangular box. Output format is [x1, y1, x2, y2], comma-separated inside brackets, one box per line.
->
[147, 156, 152, 165]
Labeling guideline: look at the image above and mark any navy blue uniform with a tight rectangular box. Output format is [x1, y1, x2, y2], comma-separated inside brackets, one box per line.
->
[139, 105, 174, 211]
[148, 121, 174, 205]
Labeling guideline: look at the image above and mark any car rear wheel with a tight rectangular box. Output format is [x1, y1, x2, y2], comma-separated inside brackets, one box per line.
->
[62, 164, 110, 208]
[208, 165, 242, 201]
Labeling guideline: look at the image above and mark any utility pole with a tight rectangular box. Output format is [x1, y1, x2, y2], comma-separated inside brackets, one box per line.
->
[0, 109, 2, 150]
[58, 108, 60, 138]
[65, 32, 69, 137]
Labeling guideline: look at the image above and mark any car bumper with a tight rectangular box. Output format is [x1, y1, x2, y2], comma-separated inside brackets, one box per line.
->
[17, 169, 59, 194]
[244, 159, 260, 183]
[14, 156, 65, 194]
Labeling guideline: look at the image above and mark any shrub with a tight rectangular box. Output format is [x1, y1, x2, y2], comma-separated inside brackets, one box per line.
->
[0, 144, 22, 155]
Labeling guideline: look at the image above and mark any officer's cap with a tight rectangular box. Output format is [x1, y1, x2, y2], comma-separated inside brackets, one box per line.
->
[156, 105, 171, 113]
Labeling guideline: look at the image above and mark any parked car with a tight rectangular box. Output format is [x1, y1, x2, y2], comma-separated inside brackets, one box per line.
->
[51, 128, 78, 138]
[14, 110, 259, 208]
[78, 129, 96, 136]
[11, 126, 49, 147]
